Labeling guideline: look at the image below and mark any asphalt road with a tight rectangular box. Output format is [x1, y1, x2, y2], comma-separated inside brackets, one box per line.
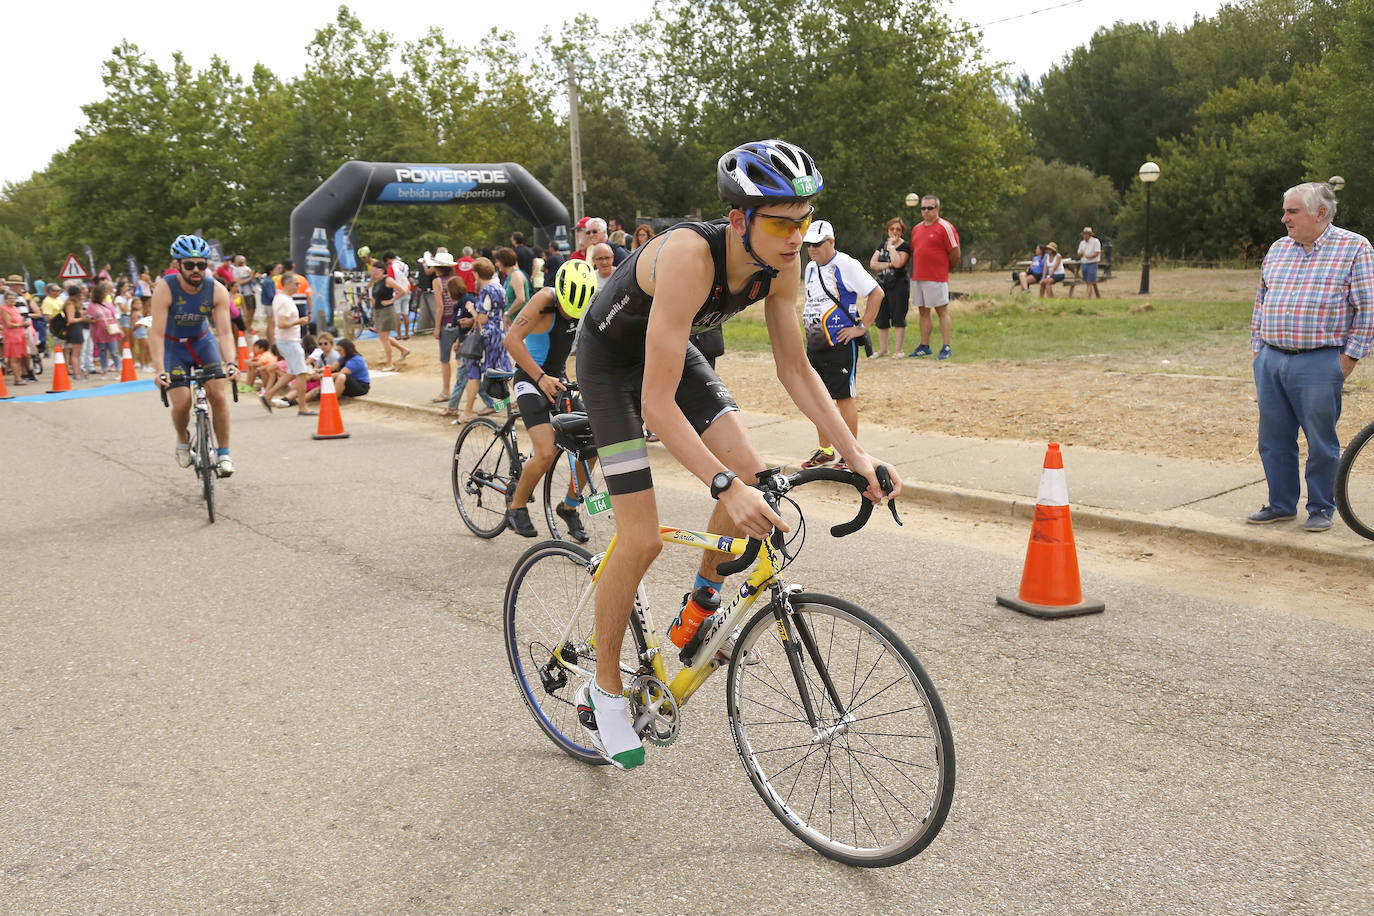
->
[2, 392, 1371, 913]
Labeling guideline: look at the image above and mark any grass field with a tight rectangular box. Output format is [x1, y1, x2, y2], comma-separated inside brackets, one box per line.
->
[724, 295, 1254, 362]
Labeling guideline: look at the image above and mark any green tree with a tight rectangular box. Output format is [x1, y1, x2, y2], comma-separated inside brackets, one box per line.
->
[982, 159, 1118, 263]
[1309, 0, 1374, 238]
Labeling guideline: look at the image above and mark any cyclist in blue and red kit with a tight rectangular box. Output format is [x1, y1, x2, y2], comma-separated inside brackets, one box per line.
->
[149, 234, 240, 476]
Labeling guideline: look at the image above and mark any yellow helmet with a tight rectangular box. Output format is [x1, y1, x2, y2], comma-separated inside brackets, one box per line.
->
[555, 259, 598, 318]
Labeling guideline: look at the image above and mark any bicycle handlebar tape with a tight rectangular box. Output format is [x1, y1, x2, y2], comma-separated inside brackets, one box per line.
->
[46, 346, 72, 393]
[996, 443, 1104, 619]
[311, 366, 351, 440]
[235, 333, 250, 373]
[119, 344, 138, 382]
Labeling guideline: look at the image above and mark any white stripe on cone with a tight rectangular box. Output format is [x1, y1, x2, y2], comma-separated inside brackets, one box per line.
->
[320, 373, 336, 395]
[121, 346, 133, 359]
[1035, 467, 1070, 507]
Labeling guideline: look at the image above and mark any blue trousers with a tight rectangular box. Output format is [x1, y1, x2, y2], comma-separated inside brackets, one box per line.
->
[1253, 345, 1345, 515]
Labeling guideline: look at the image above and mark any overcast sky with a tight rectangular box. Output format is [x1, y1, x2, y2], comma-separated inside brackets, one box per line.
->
[4, 0, 1224, 189]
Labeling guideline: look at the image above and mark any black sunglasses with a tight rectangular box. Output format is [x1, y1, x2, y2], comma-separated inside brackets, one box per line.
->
[920, 206, 937, 211]
[181, 261, 209, 271]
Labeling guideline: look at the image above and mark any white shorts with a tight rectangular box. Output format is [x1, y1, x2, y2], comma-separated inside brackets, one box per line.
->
[277, 338, 308, 375]
[912, 281, 949, 309]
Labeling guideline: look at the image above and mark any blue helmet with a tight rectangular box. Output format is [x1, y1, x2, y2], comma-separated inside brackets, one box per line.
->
[717, 140, 824, 209]
[170, 234, 211, 260]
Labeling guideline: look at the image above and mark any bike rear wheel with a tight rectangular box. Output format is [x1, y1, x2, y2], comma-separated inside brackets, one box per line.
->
[196, 409, 216, 524]
[726, 593, 955, 867]
[452, 418, 517, 538]
[542, 450, 615, 549]
[1336, 419, 1374, 540]
[504, 540, 625, 764]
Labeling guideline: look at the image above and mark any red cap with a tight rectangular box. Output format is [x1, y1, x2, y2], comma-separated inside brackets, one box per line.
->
[576, 217, 591, 229]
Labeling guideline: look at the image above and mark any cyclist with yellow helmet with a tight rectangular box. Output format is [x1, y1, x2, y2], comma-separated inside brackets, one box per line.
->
[502, 259, 601, 539]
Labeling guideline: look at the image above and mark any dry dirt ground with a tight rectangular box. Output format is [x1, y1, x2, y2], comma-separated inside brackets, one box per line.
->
[355, 267, 1372, 467]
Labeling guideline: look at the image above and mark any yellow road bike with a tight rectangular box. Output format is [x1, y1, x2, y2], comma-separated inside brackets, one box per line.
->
[503, 465, 954, 867]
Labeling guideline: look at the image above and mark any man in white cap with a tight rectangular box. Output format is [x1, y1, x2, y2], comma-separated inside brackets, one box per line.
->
[1077, 226, 1102, 299]
[799, 220, 883, 469]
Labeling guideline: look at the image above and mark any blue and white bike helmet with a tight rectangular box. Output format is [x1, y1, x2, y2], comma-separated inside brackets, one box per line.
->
[717, 139, 824, 209]
[717, 140, 823, 276]
[170, 234, 211, 260]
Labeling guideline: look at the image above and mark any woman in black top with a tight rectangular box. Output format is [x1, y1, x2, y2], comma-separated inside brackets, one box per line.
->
[868, 217, 912, 357]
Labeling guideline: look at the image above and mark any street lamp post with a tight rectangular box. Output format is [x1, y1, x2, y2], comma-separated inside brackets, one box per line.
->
[1138, 161, 1161, 295]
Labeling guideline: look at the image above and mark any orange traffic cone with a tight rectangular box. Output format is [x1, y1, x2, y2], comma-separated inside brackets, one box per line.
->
[0, 367, 12, 399]
[996, 443, 1104, 619]
[47, 346, 72, 393]
[236, 332, 249, 372]
[119, 344, 138, 382]
[312, 366, 350, 440]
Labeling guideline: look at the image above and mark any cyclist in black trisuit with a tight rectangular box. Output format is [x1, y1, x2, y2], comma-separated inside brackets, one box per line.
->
[571, 139, 903, 770]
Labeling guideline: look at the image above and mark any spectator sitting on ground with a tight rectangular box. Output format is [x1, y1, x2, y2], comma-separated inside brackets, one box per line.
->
[1039, 242, 1066, 297]
[244, 339, 278, 393]
[335, 337, 371, 398]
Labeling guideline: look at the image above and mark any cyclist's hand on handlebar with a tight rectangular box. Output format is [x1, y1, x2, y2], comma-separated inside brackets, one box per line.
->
[155, 373, 171, 390]
[224, 364, 239, 380]
[537, 374, 565, 401]
[721, 480, 789, 540]
[845, 453, 902, 503]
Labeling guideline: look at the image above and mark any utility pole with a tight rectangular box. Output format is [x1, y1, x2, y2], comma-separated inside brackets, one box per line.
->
[567, 60, 585, 225]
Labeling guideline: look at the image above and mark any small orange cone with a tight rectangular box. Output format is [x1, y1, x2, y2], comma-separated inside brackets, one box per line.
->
[119, 344, 138, 382]
[312, 366, 350, 440]
[0, 367, 12, 399]
[47, 346, 72, 393]
[236, 332, 250, 372]
[996, 443, 1104, 619]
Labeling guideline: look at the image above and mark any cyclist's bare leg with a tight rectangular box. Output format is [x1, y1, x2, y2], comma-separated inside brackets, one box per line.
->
[594, 488, 662, 696]
[510, 423, 556, 508]
[696, 410, 769, 583]
[206, 378, 231, 448]
[168, 386, 192, 443]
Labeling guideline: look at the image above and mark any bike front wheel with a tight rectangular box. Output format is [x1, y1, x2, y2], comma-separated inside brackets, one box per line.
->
[1336, 419, 1374, 540]
[726, 593, 955, 867]
[504, 540, 622, 765]
[452, 418, 517, 538]
[542, 450, 614, 549]
[196, 409, 216, 524]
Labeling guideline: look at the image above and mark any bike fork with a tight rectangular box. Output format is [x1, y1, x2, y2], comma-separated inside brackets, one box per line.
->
[772, 590, 853, 741]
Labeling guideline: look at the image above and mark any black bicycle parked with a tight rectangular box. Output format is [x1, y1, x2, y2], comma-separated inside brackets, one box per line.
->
[1336, 418, 1374, 539]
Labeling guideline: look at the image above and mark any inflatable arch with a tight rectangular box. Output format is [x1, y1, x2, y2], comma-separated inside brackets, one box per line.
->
[289, 160, 571, 325]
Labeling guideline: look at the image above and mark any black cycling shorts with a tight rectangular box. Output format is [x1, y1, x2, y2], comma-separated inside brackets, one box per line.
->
[807, 343, 858, 400]
[513, 378, 582, 430]
[575, 328, 738, 495]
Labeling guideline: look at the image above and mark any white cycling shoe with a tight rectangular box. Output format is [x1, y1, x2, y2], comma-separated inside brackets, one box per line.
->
[175, 444, 193, 468]
[216, 455, 234, 478]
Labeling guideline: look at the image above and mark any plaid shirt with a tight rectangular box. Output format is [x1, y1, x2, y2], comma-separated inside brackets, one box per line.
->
[1252, 223, 1374, 358]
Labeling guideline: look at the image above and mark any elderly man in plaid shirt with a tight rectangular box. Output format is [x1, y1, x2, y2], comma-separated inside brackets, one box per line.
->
[1249, 181, 1374, 532]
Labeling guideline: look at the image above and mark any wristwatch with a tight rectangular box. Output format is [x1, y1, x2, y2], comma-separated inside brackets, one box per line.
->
[710, 470, 738, 500]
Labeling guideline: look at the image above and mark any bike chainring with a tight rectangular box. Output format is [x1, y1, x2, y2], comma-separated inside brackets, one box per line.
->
[627, 673, 680, 747]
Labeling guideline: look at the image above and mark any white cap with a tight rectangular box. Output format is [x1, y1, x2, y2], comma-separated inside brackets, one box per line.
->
[802, 219, 835, 244]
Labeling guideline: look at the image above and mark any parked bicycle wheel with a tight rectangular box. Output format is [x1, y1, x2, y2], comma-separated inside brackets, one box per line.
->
[504, 540, 635, 764]
[542, 450, 615, 548]
[726, 593, 955, 867]
[452, 417, 518, 538]
[1336, 419, 1374, 540]
[196, 409, 216, 524]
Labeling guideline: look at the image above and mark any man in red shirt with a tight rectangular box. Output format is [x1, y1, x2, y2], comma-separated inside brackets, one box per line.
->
[908, 196, 961, 359]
